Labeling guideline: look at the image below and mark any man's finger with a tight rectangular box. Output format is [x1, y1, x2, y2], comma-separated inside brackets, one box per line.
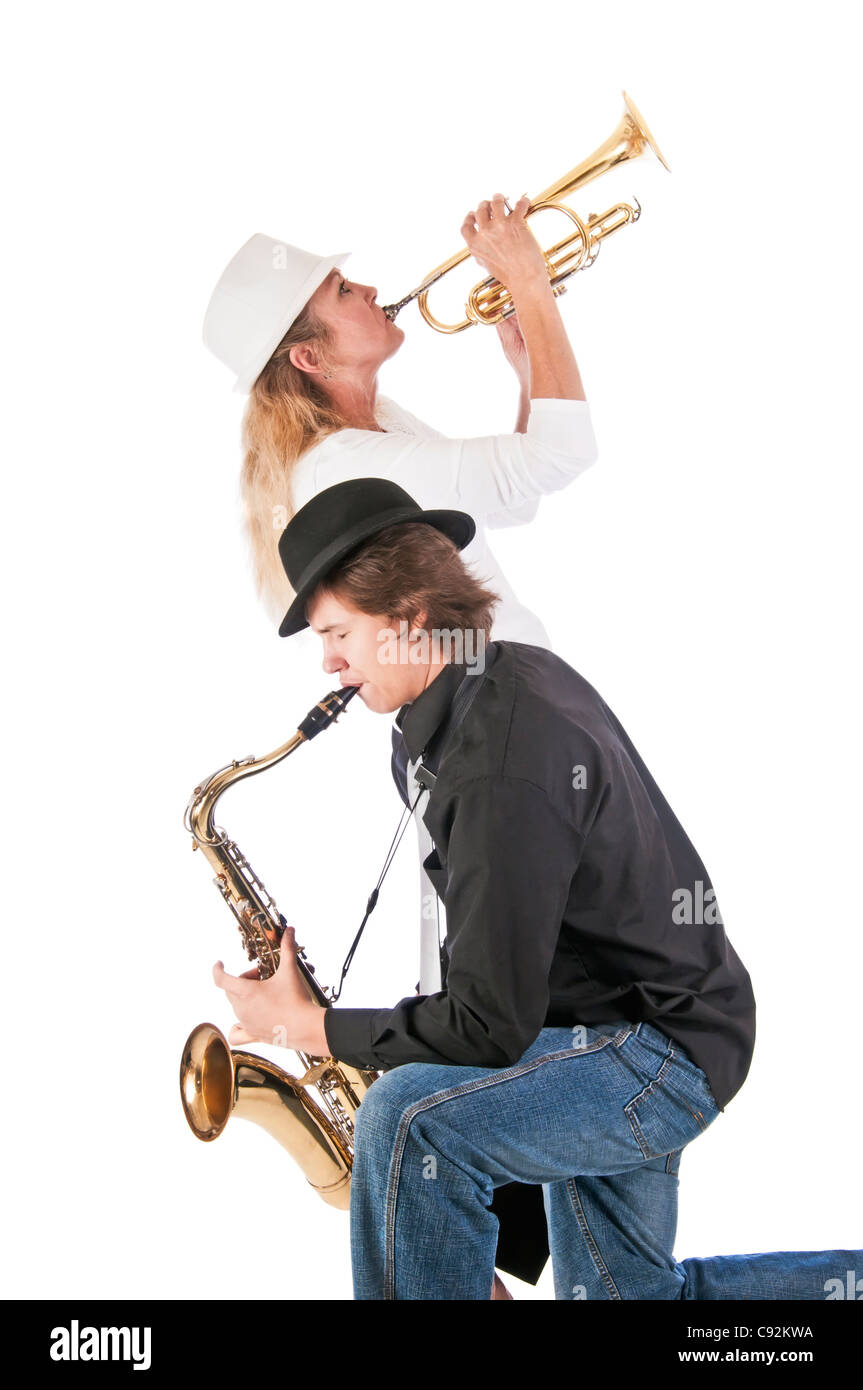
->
[213, 960, 254, 995]
[278, 926, 298, 970]
[228, 1024, 259, 1046]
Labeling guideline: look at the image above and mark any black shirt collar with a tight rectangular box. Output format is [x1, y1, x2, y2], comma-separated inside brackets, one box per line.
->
[395, 657, 471, 765]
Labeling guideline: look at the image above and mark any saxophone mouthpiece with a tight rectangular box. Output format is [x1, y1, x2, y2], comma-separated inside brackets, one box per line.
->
[298, 682, 361, 740]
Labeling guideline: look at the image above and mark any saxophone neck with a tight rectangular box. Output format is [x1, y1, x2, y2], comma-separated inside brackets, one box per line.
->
[185, 733, 305, 846]
[185, 685, 360, 844]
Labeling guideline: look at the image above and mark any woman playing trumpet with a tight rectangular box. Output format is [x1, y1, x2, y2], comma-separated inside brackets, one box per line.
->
[204, 194, 596, 640]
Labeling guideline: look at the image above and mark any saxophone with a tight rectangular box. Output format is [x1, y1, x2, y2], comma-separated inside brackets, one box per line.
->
[179, 682, 378, 1210]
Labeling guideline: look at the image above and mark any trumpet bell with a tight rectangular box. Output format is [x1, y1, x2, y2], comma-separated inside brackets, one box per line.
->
[383, 90, 669, 333]
[623, 91, 669, 172]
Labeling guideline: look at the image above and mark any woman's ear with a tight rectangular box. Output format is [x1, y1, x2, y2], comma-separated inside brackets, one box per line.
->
[288, 341, 322, 375]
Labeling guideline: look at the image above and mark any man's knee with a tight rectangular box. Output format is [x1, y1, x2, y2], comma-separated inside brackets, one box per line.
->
[354, 1063, 445, 1142]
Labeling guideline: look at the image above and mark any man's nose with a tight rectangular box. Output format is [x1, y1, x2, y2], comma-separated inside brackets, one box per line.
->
[322, 649, 345, 676]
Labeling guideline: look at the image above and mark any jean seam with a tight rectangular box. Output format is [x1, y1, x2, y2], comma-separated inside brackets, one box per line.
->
[382, 1029, 631, 1298]
[620, 1039, 709, 1158]
[623, 1038, 674, 1159]
[565, 1177, 622, 1300]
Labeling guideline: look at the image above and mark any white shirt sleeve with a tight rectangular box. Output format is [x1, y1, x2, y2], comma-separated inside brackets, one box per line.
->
[485, 496, 540, 528]
[292, 398, 598, 521]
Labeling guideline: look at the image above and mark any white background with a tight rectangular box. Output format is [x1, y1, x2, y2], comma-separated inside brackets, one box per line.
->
[2, 0, 860, 1302]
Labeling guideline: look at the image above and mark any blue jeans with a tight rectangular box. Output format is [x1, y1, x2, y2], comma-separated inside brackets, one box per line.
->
[349, 1020, 861, 1299]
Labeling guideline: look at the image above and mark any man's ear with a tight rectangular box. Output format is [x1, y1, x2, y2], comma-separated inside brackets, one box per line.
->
[289, 341, 322, 375]
[386, 610, 422, 637]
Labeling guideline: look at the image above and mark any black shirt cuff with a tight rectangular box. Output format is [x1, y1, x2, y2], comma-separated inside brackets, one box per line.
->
[324, 1007, 381, 1070]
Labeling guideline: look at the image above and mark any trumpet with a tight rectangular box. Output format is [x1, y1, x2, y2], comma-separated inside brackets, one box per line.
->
[382, 90, 669, 334]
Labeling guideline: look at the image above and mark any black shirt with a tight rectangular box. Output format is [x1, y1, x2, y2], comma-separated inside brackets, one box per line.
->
[324, 641, 756, 1112]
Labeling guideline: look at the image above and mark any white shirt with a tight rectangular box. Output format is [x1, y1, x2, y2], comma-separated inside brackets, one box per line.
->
[291, 394, 599, 992]
[406, 750, 447, 995]
[291, 394, 598, 649]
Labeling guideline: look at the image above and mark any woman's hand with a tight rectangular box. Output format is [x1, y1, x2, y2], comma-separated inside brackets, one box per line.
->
[463, 191, 586, 402]
[212, 924, 329, 1054]
[496, 313, 530, 389]
[461, 193, 548, 294]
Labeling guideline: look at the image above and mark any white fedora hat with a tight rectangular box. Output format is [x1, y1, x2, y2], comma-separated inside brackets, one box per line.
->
[202, 233, 351, 394]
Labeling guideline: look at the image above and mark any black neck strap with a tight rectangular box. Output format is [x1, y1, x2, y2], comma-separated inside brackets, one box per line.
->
[327, 667, 487, 1001]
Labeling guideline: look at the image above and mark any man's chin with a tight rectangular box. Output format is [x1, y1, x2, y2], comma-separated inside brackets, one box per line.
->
[358, 684, 400, 715]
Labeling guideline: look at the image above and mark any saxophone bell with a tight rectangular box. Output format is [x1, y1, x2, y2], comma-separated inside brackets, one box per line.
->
[180, 1022, 359, 1209]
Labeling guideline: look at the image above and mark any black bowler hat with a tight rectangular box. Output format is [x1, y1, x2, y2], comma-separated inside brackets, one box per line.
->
[277, 477, 476, 637]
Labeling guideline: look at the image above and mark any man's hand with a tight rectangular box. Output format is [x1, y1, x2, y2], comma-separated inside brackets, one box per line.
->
[212, 924, 329, 1055]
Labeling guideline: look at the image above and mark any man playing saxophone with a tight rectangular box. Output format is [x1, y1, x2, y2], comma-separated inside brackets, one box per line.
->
[212, 476, 862, 1301]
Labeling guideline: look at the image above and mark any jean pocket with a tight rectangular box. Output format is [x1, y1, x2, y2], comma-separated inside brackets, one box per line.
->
[613, 1031, 719, 1161]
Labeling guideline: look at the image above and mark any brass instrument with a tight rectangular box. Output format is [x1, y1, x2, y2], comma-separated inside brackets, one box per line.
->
[179, 682, 378, 1210]
[382, 90, 669, 334]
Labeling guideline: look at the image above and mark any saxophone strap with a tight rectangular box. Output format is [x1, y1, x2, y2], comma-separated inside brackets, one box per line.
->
[328, 667, 486, 1002]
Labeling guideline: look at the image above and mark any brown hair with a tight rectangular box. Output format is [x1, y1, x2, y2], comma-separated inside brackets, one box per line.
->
[306, 521, 500, 641]
[240, 304, 349, 623]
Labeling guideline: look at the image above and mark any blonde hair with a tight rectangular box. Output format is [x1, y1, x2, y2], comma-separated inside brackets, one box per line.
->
[240, 304, 348, 623]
